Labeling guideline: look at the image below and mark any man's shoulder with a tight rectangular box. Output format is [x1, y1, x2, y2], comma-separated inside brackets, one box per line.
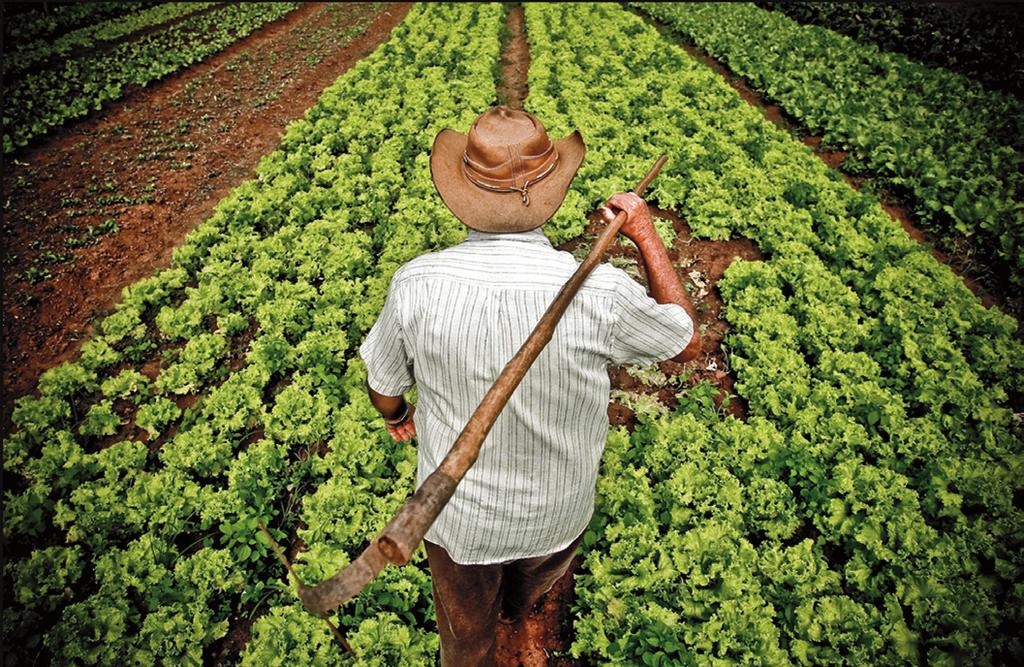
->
[589, 262, 638, 297]
[390, 240, 633, 298]
[391, 244, 473, 282]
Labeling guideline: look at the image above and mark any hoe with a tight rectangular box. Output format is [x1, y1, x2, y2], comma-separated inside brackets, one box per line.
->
[260, 155, 668, 653]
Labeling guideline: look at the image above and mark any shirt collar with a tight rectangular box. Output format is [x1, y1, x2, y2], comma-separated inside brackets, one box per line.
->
[465, 228, 552, 247]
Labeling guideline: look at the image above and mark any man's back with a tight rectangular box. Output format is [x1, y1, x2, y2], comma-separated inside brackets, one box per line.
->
[360, 228, 693, 563]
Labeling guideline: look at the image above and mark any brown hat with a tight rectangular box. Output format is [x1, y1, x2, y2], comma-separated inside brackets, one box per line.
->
[430, 106, 585, 233]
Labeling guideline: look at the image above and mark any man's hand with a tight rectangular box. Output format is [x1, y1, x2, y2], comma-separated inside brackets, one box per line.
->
[367, 382, 418, 442]
[385, 404, 417, 442]
[598, 192, 702, 363]
[599, 192, 656, 244]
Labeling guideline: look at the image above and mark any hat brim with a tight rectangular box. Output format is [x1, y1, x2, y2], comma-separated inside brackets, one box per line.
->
[430, 128, 585, 233]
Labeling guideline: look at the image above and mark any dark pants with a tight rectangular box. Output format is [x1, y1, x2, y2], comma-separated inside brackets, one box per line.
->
[424, 532, 584, 667]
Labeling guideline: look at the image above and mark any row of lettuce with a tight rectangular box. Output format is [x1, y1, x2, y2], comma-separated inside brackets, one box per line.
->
[3, 1, 1022, 665]
[1, 3, 507, 664]
[526, 3, 1022, 665]
[1, 1, 145, 43]
[633, 2, 1024, 290]
[758, 0, 1024, 99]
[2, 2, 299, 154]
[2, 2, 215, 78]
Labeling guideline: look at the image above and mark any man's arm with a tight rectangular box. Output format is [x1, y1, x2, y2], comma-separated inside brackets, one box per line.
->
[367, 382, 417, 442]
[600, 192, 701, 363]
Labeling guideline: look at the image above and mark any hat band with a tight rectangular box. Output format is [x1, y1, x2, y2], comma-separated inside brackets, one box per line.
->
[462, 143, 559, 206]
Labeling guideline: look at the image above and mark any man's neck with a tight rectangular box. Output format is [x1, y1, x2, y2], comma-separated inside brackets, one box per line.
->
[465, 228, 552, 246]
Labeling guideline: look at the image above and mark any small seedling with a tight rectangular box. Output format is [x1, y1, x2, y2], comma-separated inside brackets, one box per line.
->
[19, 266, 52, 284]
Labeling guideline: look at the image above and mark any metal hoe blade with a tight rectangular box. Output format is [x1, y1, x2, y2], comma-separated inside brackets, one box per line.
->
[296, 540, 390, 616]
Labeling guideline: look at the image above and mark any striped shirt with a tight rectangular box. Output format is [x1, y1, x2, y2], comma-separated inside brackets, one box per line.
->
[359, 228, 694, 564]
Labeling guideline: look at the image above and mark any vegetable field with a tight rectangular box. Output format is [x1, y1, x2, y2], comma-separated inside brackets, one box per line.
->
[2, 2, 1022, 666]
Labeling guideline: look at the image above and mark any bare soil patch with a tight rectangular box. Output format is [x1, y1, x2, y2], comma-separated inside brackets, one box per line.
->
[1, 2, 413, 428]
[496, 557, 582, 666]
[560, 208, 761, 426]
[497, 5, 530, 109]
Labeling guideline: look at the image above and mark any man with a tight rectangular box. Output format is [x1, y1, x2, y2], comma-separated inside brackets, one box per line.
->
[359, 106, 699, 666]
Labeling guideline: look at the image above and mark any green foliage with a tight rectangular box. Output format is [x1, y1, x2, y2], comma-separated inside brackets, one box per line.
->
[219, 515, 273, 568]
[760, 1, 1024, 98]
[636, 1, 1024, 285]
[42, 540, 242, 664]
[78, 337, 122, 372]
[51, 439, 149, 549]
[218, 311, 251, 336]
[527, 3, 1024, 664]
[3, 3, 215, 78]
[100, 304, 147, 343]
[3, 3, 300, 153]
[79, 400, 122, 438]
[347, 612, 439, 666]
[240, 604, 344, 666]
[3, 3, 137, 43]
[134, 396, 181, 440]
[11, 545, 85, 614]
[264, 374, 336, 446]
[37, 362, 97, 400]
[100, 369, 152, 402]
[10, 393, 73, 449]
[154, 332, 229, 394]
[158, 422, 234, 478]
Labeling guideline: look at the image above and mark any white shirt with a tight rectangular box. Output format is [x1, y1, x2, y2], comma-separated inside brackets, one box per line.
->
[359, 228, 693, 564]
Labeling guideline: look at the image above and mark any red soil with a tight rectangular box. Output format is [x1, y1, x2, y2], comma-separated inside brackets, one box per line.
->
[1, 2, 413, 431]
[498, 6, 530, 110]
[560, 208, 761, 426]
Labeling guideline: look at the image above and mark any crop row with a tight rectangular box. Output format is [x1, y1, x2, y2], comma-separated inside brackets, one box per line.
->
[1, 3, 501, 665]
[4, 2, 1022, 665]
[2, 2, 143, 43]
[634, 2, 1024, 287]
[526, 3, 1023, 664]
[758, 0, 1024, 98]
[2, 2, 299, 154]
[3, 2, 216, 79]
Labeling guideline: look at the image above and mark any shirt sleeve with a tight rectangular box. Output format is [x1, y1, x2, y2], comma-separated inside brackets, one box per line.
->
[608, 269, 695, 366]
[359, 274, 415, 395]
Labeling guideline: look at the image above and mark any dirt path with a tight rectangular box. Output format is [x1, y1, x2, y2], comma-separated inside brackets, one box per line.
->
[1, 2, 413, 428]
[490, 5, 762, 664]
[628, 7, 1017, 322]
[493, 8, 580, 663]
[497, 6, 530, 109]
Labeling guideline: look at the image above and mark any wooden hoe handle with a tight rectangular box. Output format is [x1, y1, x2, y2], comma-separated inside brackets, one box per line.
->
[274, 155, 668, 619]
[376, 154, 668, 564]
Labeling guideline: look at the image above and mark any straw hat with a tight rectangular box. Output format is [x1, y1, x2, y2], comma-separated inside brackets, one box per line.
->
[430, 106, 585, 233]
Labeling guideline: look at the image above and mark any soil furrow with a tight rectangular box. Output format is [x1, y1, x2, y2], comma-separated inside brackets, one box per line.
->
[1, 2, 413, 428]
[497, 5, 530, 110]
[494, 6, 759, 663]
[492, 6, 581, 666]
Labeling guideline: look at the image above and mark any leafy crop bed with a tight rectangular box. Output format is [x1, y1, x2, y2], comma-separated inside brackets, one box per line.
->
[3, 3, 498, 665]
[2, 2, 1023, 666]
[529, 3, 1023, 664]
[2, 2, 300, 153]
[758, 1, 1024, 99]
[2, 2, 215, 78]
[634, 2, 1024, 290]
[1, 2, 145, 43]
